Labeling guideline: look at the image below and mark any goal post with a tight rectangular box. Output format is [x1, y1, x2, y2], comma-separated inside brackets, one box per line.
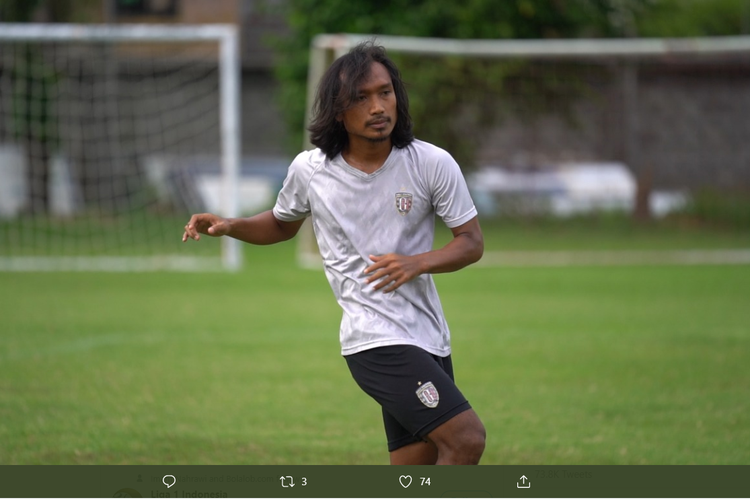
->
[298, 33, 750, 267]
[0, 23, 241, 271]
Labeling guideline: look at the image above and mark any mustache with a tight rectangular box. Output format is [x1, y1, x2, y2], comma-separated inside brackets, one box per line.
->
[366, 116, 391, 126]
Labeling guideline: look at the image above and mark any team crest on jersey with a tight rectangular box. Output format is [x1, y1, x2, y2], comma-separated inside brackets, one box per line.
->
[416, 381, 439, 408]
[395, 192, 413, 215]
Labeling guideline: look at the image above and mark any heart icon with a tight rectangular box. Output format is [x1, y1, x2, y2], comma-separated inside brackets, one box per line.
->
[399, 475, 412, 488]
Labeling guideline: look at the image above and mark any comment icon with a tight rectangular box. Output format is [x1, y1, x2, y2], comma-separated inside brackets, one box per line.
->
[163, 475, 176, 489]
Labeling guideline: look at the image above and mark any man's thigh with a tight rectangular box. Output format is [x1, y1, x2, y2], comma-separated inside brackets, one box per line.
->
[345, 344, 472, 451]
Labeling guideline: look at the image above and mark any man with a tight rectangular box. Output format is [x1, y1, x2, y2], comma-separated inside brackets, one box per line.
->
[182, 41, 485, 465]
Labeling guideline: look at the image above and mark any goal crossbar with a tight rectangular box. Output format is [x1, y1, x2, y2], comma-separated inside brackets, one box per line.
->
[0, 23, 235, 43]
[312, 33, 750, 59]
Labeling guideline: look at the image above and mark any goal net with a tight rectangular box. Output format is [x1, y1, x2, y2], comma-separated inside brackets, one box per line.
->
[298, 34, 750, 268]
[0, 23, 241, 271]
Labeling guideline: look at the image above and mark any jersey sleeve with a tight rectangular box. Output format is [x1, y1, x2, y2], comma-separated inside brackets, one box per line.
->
[428, 148, 478, 228]
[272, 150, 319, 222]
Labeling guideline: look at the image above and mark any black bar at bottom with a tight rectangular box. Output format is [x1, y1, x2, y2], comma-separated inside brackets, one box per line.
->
[1, 465, 748, 498]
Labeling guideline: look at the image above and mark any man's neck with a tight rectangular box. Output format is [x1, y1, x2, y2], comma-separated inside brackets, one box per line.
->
[342, 139, 392, 174]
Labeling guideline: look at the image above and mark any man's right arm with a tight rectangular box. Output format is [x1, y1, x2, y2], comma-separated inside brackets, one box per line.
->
[182, 210, 305, 245]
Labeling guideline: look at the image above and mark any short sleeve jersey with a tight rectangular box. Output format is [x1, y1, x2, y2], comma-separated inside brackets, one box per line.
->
[272, 139, 478, 357]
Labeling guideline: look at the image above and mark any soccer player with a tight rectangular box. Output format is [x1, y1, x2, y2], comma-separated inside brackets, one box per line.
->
[182, 41, 486, 465]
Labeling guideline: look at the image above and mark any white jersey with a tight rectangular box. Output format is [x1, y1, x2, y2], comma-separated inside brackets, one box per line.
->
[272, 139, 478, 357]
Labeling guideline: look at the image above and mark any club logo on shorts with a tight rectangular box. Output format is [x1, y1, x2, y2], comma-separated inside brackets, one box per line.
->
[395, 192, 413, 215]
[416, 381, 439, 408]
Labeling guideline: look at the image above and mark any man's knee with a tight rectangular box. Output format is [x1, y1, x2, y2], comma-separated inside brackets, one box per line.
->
[429, 409, 486, 464]
[458, 416, 486, 462]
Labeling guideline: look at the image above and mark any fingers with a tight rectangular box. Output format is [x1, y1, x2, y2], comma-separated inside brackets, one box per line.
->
[364, 254, 412, 292]
[364, 255, 388, 284]
[363, 254, 384, 276]
[182, 227, 199, 242]
[378, 278, 402, 293]
[369, 271, 400, 292]
[182, 219, 202, 242]
[182, 213, 223, 242]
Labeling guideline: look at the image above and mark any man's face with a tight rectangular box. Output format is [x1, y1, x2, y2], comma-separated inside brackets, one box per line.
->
[338, 61, 397, 146]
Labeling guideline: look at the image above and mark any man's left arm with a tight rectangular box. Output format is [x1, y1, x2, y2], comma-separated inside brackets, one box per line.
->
[364, 216, 483, 293]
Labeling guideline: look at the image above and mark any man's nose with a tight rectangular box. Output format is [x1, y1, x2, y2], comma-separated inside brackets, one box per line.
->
[369, 97, 385, 114]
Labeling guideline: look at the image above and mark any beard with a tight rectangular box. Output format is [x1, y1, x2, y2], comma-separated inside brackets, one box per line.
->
[366, 134, 391, 144]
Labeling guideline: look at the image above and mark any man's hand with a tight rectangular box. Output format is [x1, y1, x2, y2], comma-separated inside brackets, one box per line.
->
[363, 217, 484, 293]
[182, 213, 231, 242]
[364, 253, 424, 293]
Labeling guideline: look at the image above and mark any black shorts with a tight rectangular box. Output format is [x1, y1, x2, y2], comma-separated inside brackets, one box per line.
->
[345, 344, 472, 452]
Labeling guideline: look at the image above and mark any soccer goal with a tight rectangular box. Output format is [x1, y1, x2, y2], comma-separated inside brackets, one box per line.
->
[298, 33, 750, 268]
[0, 23, 241, 271]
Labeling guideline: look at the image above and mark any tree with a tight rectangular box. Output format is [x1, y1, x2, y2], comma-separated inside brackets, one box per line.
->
[270, 0, 651, 166]
[635, 0, 749, 37]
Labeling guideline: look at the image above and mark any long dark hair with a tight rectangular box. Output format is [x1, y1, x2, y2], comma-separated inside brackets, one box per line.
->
[308, 41, 414, 158]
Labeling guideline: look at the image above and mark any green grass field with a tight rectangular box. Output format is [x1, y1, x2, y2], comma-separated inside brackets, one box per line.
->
[1, 219, 749, 464]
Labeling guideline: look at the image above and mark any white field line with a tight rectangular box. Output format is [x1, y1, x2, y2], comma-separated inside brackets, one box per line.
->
[0, 332, 171, 363]
[0, 256, 223, 272]
[477, 249, 750, 267]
